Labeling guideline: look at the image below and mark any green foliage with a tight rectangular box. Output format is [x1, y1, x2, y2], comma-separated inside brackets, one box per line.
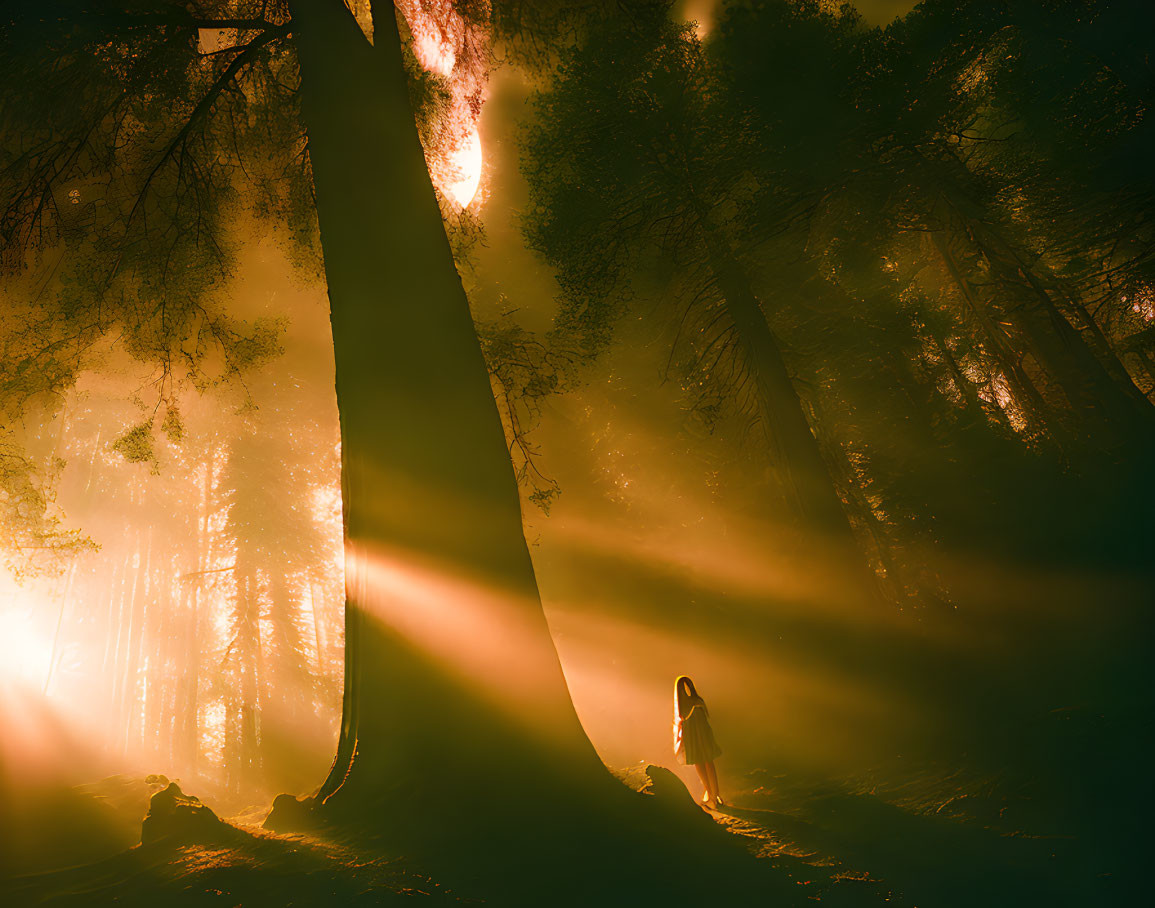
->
[521, 5, 716, 356]
[522, 0, 1155, 583]
[477, 314, 574, 509]
[491, 0, 665, 71]
[2, 3, 306, 279]
[112, 420, 157, 468]
[218, 316, 288, 379]
[0, 445, 96, 578]
[0, 2, 304, 556]
[161, 406, 184, 443]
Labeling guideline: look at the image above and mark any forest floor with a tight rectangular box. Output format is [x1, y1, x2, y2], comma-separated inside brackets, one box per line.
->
[710, 770, 1092, 907]
[2, 752, 1135, 908]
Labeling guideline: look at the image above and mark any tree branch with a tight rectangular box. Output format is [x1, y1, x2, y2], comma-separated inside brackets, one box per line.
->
[110, 22, 289, 282]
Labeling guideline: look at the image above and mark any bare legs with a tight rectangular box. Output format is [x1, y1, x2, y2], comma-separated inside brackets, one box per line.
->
[693, 763, 710, 803]
[705, 761, 722, 806]
[693, 761, 721, 807]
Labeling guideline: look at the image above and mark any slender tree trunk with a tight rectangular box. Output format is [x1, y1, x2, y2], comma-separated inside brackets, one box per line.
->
[947, 209, 1155, 455]
[1061, 287, 1143, 390]
[236, 565, 262, 787]
[101, 555, 125, 706]
[178, 450, 215, 775]
[108, 552, 129, 708]
[111, 530, 143, 755]
[308, 581, 326, 674]
[986, 229, 1150, 412]
[149, 554, 179, 767]
[880, 334, 937, 426]
[806, 388, 906, 594]
[923, 319, 980, 411]
[286, 0, 602, 819]
[701, 238, 855, 539]
[932, 230, 1057, 435]
[121, 533, 153, 756]
[143, 555, 166, 764]
[1138, 348, 1155, 392]
[43, 560, 77, 696]
[175, 576, 199, 771]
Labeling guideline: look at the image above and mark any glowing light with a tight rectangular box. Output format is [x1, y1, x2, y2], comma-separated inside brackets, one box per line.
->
[0, 607, 54, 688]
[397, 0, 488, 210]
[200, 699, 228, 768]
[446, 128, 483, 208]
[345, 543, 580, 745]
[681, 0, 717, 38]
[411, 27, 457, 78]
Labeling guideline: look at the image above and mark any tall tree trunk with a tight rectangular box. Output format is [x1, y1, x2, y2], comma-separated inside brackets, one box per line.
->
[702, 238, 855, 540]
[43, 560, 77, 696]
[316, 597, 359, 804]
[947, 208, 1155, 456]
[175, 576, 200, 772]
[286, 0, 601, 821]
[175, 450, 214, 776]
[236, 565, 262, 788]
[143, 554, 171, 765]
[100, 554, 126, 712]
[308, 581, 326, 674]
[107, 549, 130, 716]
[931, 230, 1057, 435]
[1061, 286, 1143, 391]
[111, 528, 146, 757]
[922, 318, 980, 412]
[121, 533, 153, 756]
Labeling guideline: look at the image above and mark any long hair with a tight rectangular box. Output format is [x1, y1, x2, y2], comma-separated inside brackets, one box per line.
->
[674, 675, 702, 725]
[673, 676, 707, 755]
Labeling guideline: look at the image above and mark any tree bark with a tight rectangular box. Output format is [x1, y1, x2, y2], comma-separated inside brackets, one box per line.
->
[286, 0, 602, 821]
[1061, 287, 1144, 392]
[949, 209, 1155, 456]
[702, 239, 856, 540]
[931, 230, 1057, 435]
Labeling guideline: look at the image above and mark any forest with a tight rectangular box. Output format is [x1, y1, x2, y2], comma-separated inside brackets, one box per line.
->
[0, 0, 1151, 905]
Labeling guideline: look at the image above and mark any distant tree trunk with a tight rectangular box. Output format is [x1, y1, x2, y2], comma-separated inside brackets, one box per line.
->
[805, 387, 907, 596]
[948, 210, 1155, 455]
[265, 570, 290, 718]
[43, 560, 77, 696]
[100, 554, 126, 708]
[287, 0, 602, 823]
[114, 528, 152, 757]
[1060, 287, 1143, 391]
[931, 230, 1057, 435]
[308, 581, 327, 674]
[1136, 347, 1155, 392]
[108, 549, 131, 717]
[80, 429, 103, 497]
[922, 318, 981, 412]
[175, 577, 200, 771]
[263, 569, 315, 790]
[234, 562, 263, 788]
[177, 450, 215, 774]
[144, 553, 175, 766]
[127, 534, 154, 755]
[700, 235, 856, 540]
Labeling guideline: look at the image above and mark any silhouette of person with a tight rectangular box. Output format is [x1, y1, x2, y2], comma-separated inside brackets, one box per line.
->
[672, 675, 723, 807]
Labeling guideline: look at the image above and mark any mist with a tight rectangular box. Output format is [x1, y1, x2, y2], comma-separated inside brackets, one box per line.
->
[2, 1, 1152, 905]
